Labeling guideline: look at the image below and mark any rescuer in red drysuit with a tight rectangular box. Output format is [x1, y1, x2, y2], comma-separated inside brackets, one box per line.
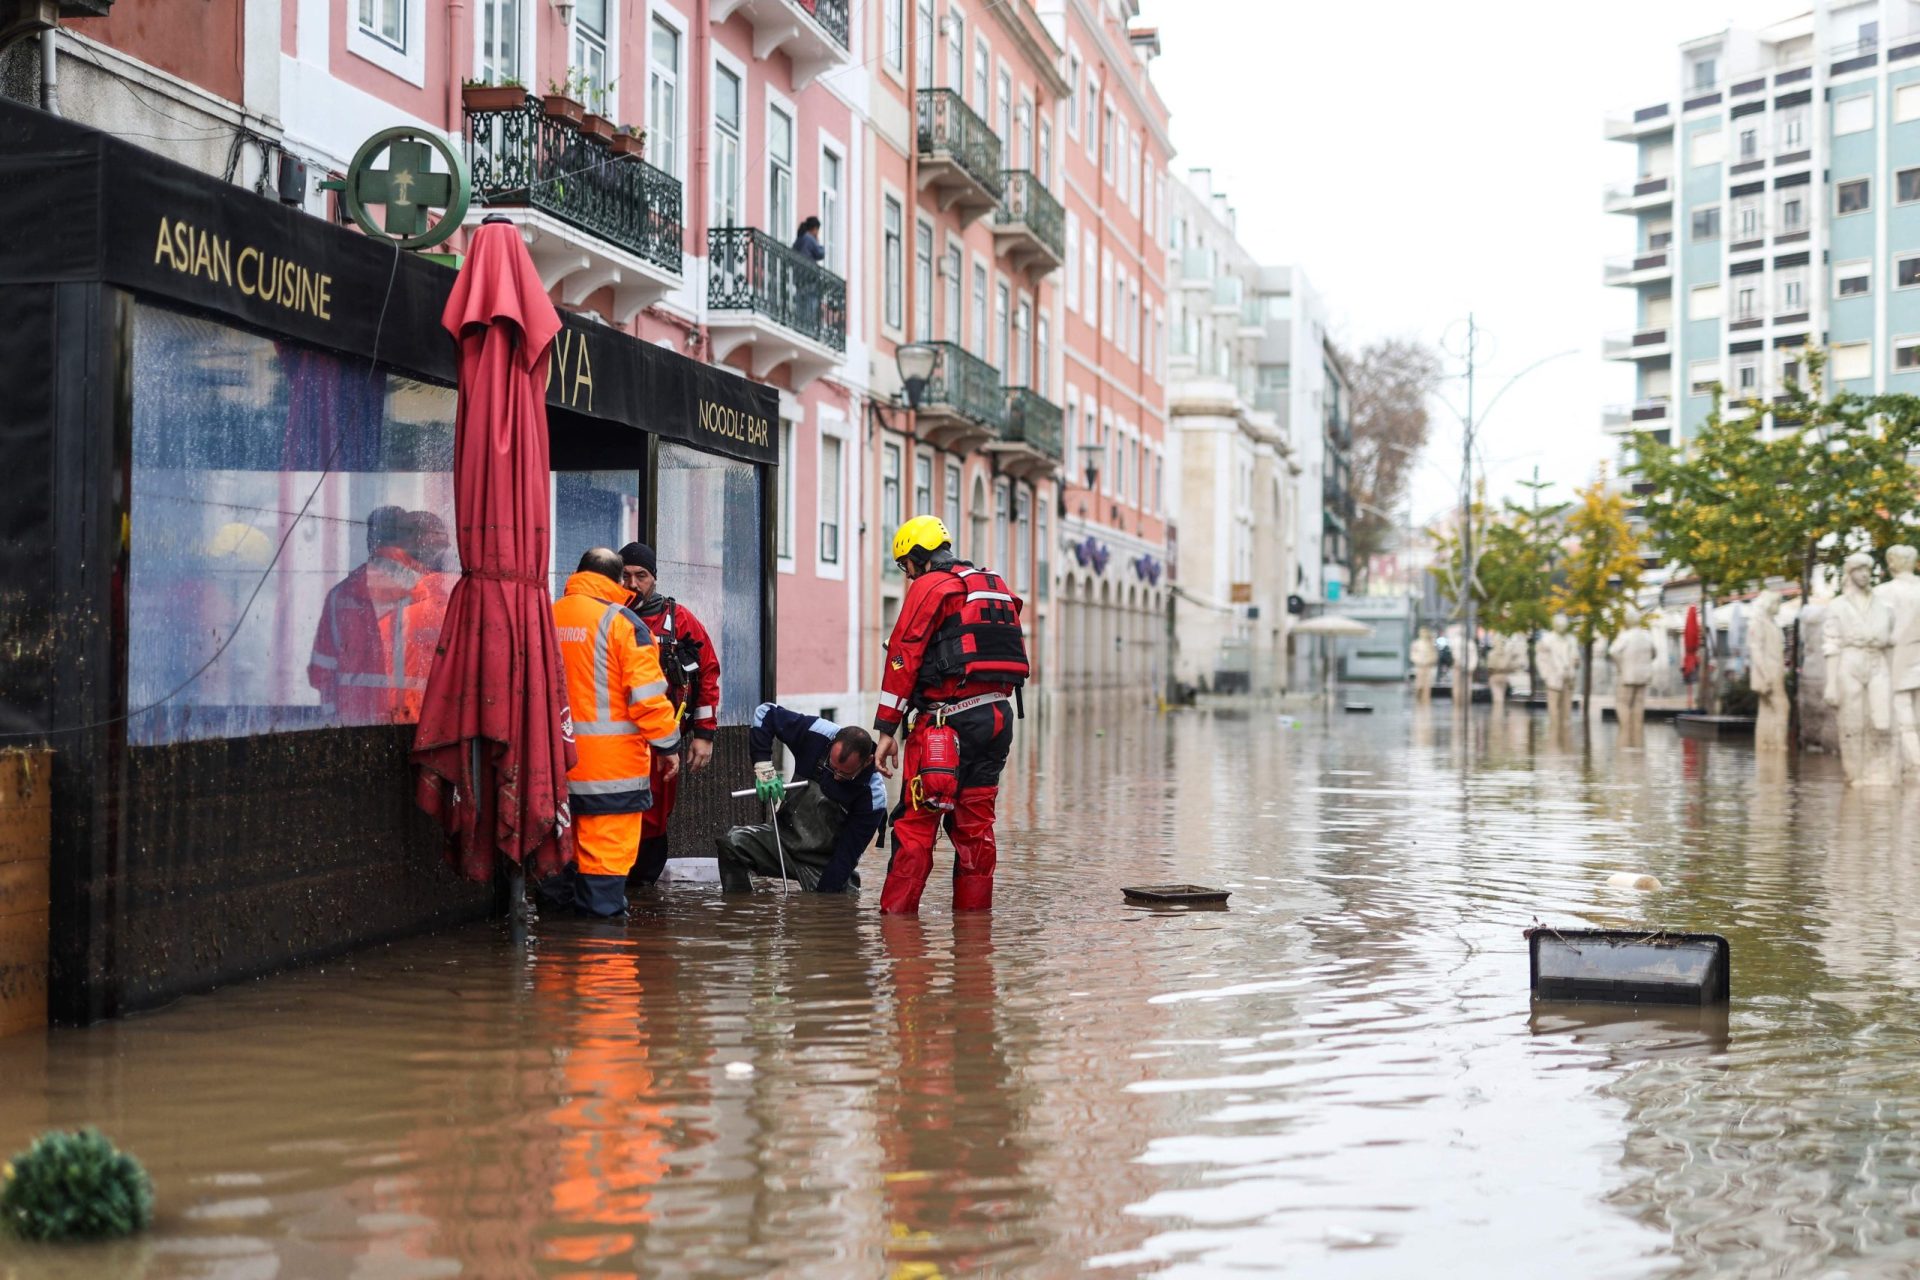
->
[873, 515, 1028, 914]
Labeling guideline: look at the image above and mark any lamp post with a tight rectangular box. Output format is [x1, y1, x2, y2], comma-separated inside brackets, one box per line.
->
[896, 342, 937, 411]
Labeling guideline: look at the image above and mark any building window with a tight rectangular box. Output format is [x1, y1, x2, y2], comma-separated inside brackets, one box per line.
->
[1779, 268, 1806, 313]
[1691, 53, 1716, 89]
[1731, 354, 1759, 397]
[1013, 297, 1031, 385]
[1835, 94, 1873, 136]
[476, 0, 523, 83]
[768, 105, 794, 240]
[1900, 168, 1920, 205]
[818, 435, 843, 565]
[942, 244, 961, 340]
[882, 443, 902, 569]
[1016, 92, 1034, 169]
[1081, 236, 1097, 320]
[1064, 395, 1077, 477]
[883, 196, 904, 330]
[994, 280, 1010, 373]
[1732, 283, 1758, 321]
[1143, 155, 1155, 229]
[1777, 107, 1806, 150]
[1899, 83, 1920, 123]
[1066, 54, 1080, 136]
[570, 0, 614, 111]
[649, 16, 681, 177]
[1837, 260, 1871, 297]
[1896, 338, 1920, 372]
[915, 0, 934, 84]
[1012, 486, 1030, 594]
[776, 419, 794, 560]
[944, 462, 962, 534]
[820, 148, 843, 273]
[915, 220, 934, 340]
[1039, 118, 1053, 187]
[1737, 126, 1758, 161]
[971, 262, 987, 355]
[1833, 342, 1872, 381]
[1036, 313, 1050, 396]
[359, 0, 406, 51]
[1084, 76, 1099, 155]
[884, 0, 904, 71]
[997, 69, 1013, 146]
[1690, 206, 1719, 241]
[1779, 349, 1803, 386]
[914, 452, 933, 514]
[1777, 190, 1805, 233]
[1065, 214, 1079, 309]
[1689, 360, 1721, 395]
[1838, 178, 1870, 215]
[945, 9, 964, 89]
[712, 65, 743, 228]
[1899, 255, 1920, 289]
[970, 474, 990, 562]
[1102, 101, 1115, 180]
[1732, 194, 1762, 240]
[973, 36, 989, 112]
[1689, 127, 1724, 168]
[994, 479, 1010, 573]
[1689, 283, 1721, 321]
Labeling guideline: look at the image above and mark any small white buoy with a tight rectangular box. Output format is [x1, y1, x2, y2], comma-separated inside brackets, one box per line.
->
[1606, 871, 1663, 891]
[724, 1061, 755, 1078]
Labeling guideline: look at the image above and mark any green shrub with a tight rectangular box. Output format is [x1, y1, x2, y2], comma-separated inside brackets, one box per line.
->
[1, 1129, 153, 1242]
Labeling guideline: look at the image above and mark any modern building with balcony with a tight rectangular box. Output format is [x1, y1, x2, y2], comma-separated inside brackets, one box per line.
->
[1165, 169, 1350, 697]
[1603, 0, 1920, 451]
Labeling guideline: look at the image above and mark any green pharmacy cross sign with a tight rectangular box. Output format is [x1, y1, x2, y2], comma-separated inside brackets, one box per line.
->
[327, 127, 472, 251]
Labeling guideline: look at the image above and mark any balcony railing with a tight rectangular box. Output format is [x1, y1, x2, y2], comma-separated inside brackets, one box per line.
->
[1604, 250, 1671, 284]
[922, 340, 1005, 429]
[1002, 387, 1063, 461]
[794, 0, 850, 48]
[707, 226, 847, 352]
[1212, 275, 1244, 311]
[994, 170, 1064, 260]
[916, 89, 1003, 200]
[465, 96, 682, 274]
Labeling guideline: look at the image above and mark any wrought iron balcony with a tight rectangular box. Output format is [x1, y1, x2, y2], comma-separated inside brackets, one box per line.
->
[992, 170, 1064, 278]
[916, 89, 1003, 224]
[989, 387, 1064, 480]
[707, 225, 846, 350]
[916, 340, 1004, 452]
[465, 96, 683, 281]
[709, 0, 851, 88]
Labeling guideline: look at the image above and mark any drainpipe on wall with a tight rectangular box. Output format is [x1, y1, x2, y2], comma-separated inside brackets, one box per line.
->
[694, 0, 710, 346]
[446, 0, 465, 134]
[40, 28, 57, 116]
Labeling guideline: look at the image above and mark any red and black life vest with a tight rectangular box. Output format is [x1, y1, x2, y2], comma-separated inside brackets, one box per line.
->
[921, 565, 1030, 688]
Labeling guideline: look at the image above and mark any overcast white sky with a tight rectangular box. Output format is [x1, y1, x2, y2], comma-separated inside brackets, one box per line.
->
[1141, 0, 1805, 524]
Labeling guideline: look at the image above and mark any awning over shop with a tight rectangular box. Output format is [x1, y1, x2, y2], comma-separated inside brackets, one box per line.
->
[0, 98, 776, 466]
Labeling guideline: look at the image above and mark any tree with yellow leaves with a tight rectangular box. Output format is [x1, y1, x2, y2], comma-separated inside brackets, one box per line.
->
[1553, 477, 1643, 717]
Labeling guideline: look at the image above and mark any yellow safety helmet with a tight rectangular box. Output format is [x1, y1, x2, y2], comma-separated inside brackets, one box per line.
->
[891, 514, 952, 564]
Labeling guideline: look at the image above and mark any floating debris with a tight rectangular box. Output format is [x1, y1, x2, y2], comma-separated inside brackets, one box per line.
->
[1606, 872, 1663, 891]
[1122, 884, 1231, 906]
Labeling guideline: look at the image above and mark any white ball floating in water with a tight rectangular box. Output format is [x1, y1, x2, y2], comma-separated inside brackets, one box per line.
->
[724, 1061, 755, 1078]
[1606, 872, 1663, 891]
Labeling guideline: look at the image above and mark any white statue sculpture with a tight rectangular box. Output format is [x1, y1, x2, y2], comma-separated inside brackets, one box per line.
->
[1824, 551, 1896, 786]
[1486, 633, 1527, 712]
[1609, 608, 1659, 745]
[1875, 544, 1920, 772]
[1537, 612, 1580, 723]
[1410, 627, 1439, 703]
[1749, 590, 1788, 753]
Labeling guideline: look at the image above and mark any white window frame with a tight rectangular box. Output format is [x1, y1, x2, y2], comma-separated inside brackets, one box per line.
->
[710, 48, 748, 230]
[1776, 187, 1807, 234]
[648, 5, 686, 180]
[571, 0, 617, 114]
[1778, 105, 1807, 150]
[1834, 92, 1874, 136]
[1899, 166, 1920, 206]
[1898, 83, 1920, 123]
[765, 88, 797, 240]
[1036, 311, 1050, 397]
[915, 0, 934, 85]
[913, 449, 934, 516]
[994, 276, 1011, 374]
[473, 0, 534, 86]
[1837, 258, 1872, 298]
[1064, 388, 1078, 478]
[1894, 334, 1920, 374]
[815, 416, 850, 580]
[973, 35, 990, 113]
[997, 64, 1013, 148]
[945, 5, 965, 91]
[1838, 176, 1872, 216]
[1017, 89, 1035, 172]
[1688, 359, 1722, 396]
[970, 255, 988, 356]
[915, 216, 935, 341]
[1081, 234, 1097, 320]
[1833, 341, 1873, 382]
[350, 0, 426, 84]
[1690, 204, 1721, 241]
[1689, 126, 1724, 168]
[1013, 294, 1032, 386]
[882, 191, 905, 334]
[944, 460, 963, 535]
[818, 139, 845, 274]
[1084, 74, 1099, 158]
[1897, 253, 1920, 291]
[1732, 280, 1759, 322]
[883, 0, 905, 74]
[1065, 212, 1080, 310]
[776, 415, 797, 572]
[941, 234, 963, 343]
[1066, 46, 1081, 138]
[1731, 193, 1762, 240]
[1730, 352, 1760, 397]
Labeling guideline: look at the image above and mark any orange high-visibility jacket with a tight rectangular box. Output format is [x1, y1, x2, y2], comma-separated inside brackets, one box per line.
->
[553, 572, 683, 815]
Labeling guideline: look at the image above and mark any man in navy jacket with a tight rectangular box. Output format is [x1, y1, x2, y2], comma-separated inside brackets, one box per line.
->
[714, 702, 887, 893]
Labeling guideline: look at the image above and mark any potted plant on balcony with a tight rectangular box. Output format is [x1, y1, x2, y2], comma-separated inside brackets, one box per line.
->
[581, 77, 620, 140]
[462, 77, 527, 112]
[542, 74, 585, 125]
[610, 125, 646, 157]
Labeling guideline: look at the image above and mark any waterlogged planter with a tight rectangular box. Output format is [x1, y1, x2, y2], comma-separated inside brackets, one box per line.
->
[581, 113, 615, 141]
[541, 94, 584, 125]
[461, 84, 528, 113]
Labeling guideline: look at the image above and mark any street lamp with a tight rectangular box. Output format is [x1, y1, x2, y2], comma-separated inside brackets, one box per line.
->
[896, 343, 938, 410]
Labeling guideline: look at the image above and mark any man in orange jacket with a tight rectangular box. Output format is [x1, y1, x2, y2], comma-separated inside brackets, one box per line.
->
[546, 547, 684, 917]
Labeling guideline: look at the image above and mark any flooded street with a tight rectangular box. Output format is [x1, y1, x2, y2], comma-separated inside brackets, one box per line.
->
[6, 695, 1920, 1278]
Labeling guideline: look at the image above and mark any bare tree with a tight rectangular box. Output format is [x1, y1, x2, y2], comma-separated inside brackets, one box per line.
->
[1341, 337, 1443, 587]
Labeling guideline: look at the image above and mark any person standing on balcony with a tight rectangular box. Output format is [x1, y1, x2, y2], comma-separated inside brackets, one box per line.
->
[873, 516, 1030, 914]
[619, 541, 720, 889]
[792, 216, 826, 262]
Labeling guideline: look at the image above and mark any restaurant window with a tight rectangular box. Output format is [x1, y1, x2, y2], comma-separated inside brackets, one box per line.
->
[883, 196, 904, 330]
[712, 64, 743, 228]
[768, 104, 794, 240]
[128, 304, 458, 746]
[649, 15, 681, 177]
[657, 441, 763, 723]
[573, 0, 611, 113]
[818, 435, 843, 567]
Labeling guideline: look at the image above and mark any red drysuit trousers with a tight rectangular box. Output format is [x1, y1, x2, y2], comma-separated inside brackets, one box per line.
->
[880, 702, 1011, 914]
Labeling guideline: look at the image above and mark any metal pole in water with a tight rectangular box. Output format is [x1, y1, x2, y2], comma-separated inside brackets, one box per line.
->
[729, 782, 811, 895]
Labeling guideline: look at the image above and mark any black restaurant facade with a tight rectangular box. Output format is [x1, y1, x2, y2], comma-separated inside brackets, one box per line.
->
[0, 100, 779, 1022]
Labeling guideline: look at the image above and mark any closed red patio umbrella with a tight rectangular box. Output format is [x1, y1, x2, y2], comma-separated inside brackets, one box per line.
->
[412, 218, 575, 885]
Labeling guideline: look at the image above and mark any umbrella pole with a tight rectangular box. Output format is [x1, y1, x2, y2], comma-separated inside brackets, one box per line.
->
[473, 737, 530, 936]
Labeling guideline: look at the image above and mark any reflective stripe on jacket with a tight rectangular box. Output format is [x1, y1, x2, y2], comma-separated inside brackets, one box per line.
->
[307, 549, 450, 724]
[554, 571, 682, 815]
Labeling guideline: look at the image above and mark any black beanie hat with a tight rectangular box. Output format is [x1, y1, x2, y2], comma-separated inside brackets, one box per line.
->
[619, 542, 658, 576]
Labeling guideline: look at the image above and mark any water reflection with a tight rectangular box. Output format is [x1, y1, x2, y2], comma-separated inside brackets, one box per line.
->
[9, 695, 1920, 1275]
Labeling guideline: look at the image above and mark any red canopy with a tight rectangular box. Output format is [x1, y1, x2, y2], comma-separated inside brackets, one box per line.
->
[412, 220, 576, 883]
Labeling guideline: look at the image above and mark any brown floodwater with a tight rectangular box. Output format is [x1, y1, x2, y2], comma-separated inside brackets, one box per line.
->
[2, 695, 1917, 1278]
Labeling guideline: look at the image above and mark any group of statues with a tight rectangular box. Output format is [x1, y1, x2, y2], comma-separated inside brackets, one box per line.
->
[1400, 542, 1920, 788]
